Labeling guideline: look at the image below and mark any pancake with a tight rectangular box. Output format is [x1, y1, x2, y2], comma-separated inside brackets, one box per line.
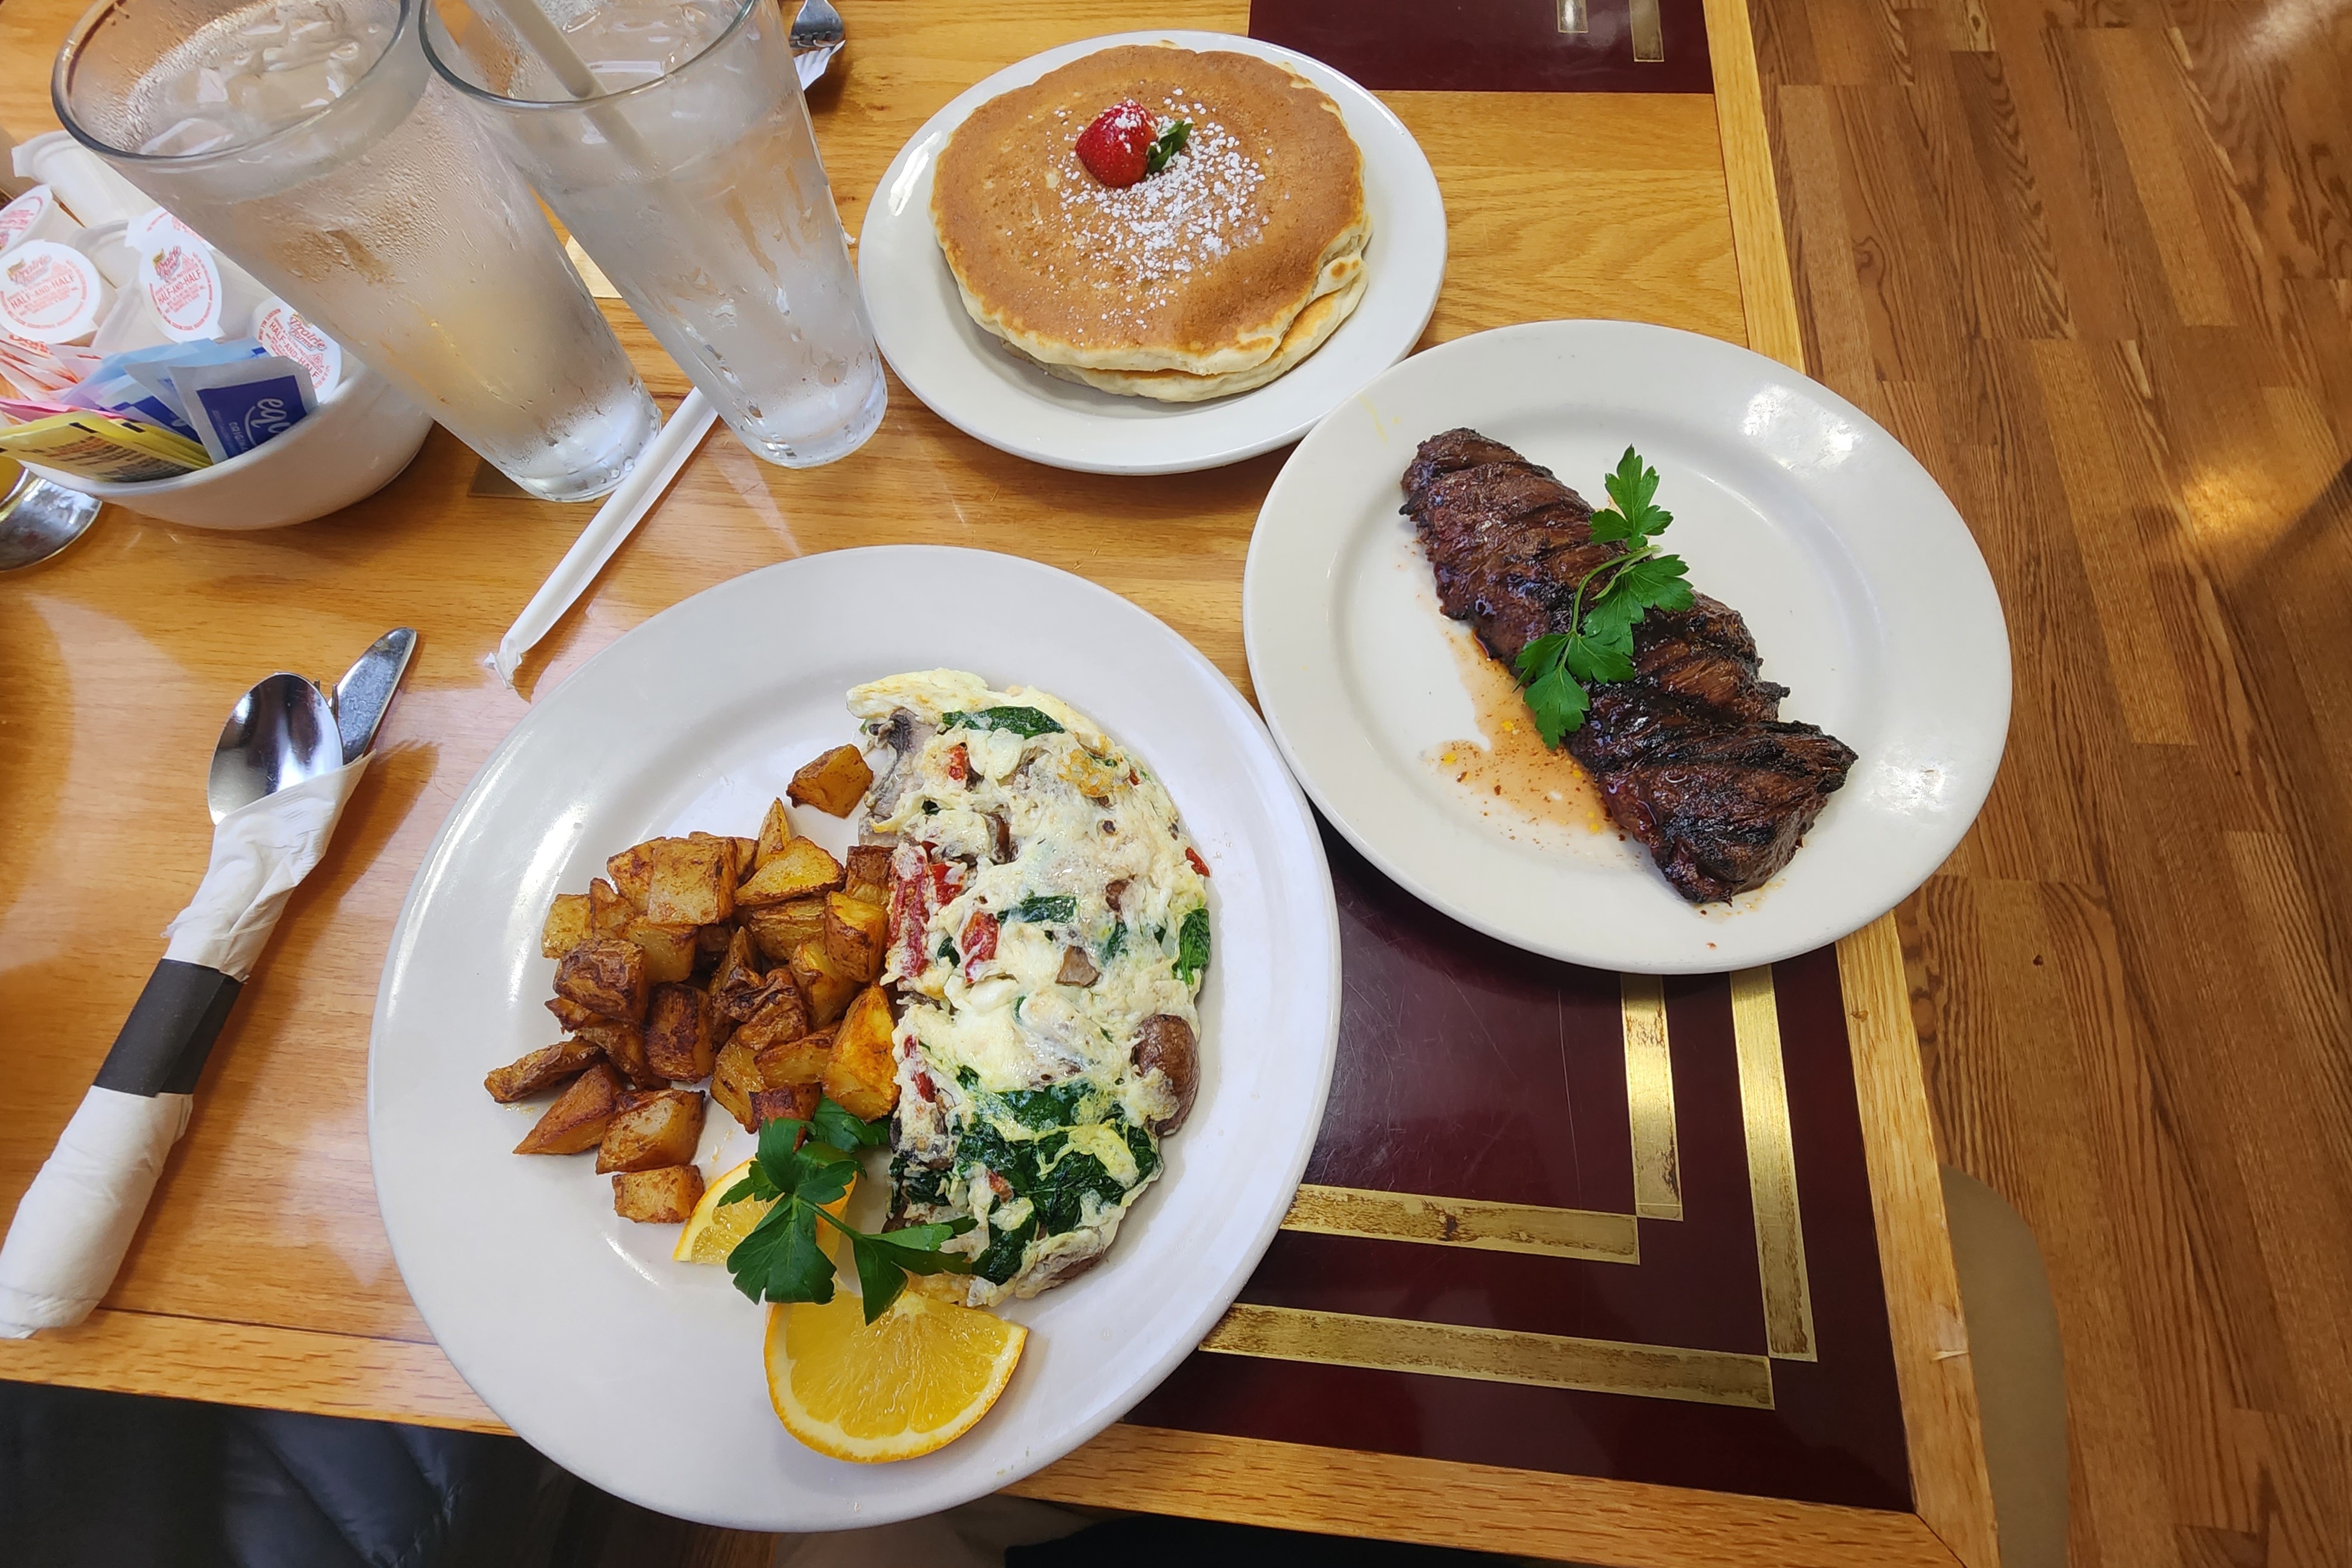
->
[931, 44, 1370, 379]
[1016, 269, 1367, 402]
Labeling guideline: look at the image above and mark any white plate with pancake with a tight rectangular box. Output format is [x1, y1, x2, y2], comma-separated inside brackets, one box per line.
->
[1244, 321, 2011, 974]
[859, 30, 1445, 475]
[371, 547, 1342, 1529]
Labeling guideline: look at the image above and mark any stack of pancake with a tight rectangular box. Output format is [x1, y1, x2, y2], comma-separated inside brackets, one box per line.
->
[930, 44, 1370, 402]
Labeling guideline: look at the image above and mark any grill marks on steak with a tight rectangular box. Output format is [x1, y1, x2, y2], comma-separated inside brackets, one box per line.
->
[1403, 428, 1858, 903]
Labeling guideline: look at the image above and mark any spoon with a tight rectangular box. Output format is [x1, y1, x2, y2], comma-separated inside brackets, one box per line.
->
[0, 468, 102, 572]
[208, 672, 343, 824]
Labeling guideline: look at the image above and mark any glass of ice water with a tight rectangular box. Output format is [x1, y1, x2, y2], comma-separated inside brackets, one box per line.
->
[54, 0, 660, 502]
[420, 0, 885, 468]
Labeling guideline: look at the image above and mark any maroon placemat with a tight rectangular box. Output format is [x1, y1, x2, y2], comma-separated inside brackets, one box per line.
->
[1128, 824, 1911, 1511]
[1251, 0, 1713, 95]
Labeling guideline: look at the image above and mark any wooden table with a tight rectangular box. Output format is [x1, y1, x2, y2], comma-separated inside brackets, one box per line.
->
[0, 2, 1999, 1563]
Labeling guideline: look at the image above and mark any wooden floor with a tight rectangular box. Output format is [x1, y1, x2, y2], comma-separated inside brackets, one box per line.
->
[1747, 0, 2352, 1560]
[559, 4, 2352, 1563]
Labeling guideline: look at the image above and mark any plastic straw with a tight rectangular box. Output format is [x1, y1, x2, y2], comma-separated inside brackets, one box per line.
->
[492, 388, 716, 688]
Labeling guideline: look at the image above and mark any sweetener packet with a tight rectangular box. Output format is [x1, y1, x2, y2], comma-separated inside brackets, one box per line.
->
[117, 337, 267, 424]
[0, 409, 210, 482]
[56, 369, 202, 443]
[171, 352, 315, 462]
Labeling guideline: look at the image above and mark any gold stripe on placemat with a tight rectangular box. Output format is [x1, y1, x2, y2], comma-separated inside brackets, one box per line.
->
[1201, 1303, 1776, 1409]
[1730, 967, 1818, 1361]
[1621, 974, 1683, 1220]
[1281, 1185, 1640, 1263]
[1630, 0, 1665, 60]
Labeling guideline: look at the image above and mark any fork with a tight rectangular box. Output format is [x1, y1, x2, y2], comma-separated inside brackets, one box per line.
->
[792, 0, 845, 87]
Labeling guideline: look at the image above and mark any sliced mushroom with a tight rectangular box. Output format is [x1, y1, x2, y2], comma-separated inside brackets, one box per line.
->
[1131, 1014, 1198, 1135]
[987, 810, 1014, 863]
[1104, 878, 1131, 916]
[1056, 945, 1101, 987]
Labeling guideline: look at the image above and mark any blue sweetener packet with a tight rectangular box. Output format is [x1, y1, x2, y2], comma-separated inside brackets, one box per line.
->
[171, 352, 315, 462]
[56, 371, 202, 442]
[117, 336, 268, 424]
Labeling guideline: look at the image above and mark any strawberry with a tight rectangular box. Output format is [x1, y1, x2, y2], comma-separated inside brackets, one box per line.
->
[1075, 100, 1157, 188]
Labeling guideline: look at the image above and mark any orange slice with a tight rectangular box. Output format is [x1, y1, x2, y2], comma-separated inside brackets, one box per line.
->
[764, 1291, 1026, 1462]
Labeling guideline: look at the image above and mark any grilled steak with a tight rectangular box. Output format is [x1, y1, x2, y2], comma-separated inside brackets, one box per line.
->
[1402, 428, 1857, 903]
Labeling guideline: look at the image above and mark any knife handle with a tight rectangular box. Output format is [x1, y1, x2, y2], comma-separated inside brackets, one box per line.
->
[94, 961, 242, 1097]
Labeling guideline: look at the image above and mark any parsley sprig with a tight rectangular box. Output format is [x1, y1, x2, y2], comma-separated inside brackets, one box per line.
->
[1511, 447, 1695, 747]
[722, 1103, 973, 1324]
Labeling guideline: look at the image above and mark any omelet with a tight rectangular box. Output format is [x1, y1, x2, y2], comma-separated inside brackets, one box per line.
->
[848, 671, 1209, 1305]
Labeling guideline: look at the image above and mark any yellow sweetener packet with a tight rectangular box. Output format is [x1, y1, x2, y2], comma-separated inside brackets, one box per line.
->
[0, 411, 212, 483]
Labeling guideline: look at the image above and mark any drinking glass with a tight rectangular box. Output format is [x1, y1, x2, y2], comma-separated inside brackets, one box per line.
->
[422, 0, 884, 468]
[54, 0, 660, 502]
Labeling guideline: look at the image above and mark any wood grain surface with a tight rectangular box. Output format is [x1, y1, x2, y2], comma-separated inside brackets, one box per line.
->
[1748, 0, 2352, 1558]
[0, 0, 1996, 1559]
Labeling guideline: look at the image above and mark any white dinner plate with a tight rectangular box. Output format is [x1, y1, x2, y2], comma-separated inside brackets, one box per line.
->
[1244, 321, 2010, 974]
[857, 30, 1446, 475]
[370, 547, 1340, 1529]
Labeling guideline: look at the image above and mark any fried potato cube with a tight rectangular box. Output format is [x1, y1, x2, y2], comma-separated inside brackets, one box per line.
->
[596, 1088, 706, 1173]
[844, 846, 891, 906]
[751, 1083, 820, 1129]
[624, 918, 698, 985]
[514, 1062, 623, 1154]
[753, 1027, 832, 1088]
[789, 939, 860, 1028]
[787, 746, 874, 817]
[555, 937, 647, 1023]
[687, 830, 746, 889]
[694, 921, 737, 964]
[755, 799, 794, 868]
[637, 836, 736, 926]
[735, 837, 844, 908]
[643, 982, 717, 1083]
[589, 877, 632, 937]
[745, 897, 828, 965]
[730, 837, 760, 880]
[546, 995, 611, 1033]
[484, 1037, 604, 1103]
[576, 1022, 665, 1089]
[540, 894, 592, 959]
[823, 893, 889, 982]
[607, 842, 656, 911]
[710, 1037, 765, 1133]
[708, 927, 769, 1022]
[733, 976, 810, 1053]
[612, 1164, 703, 1223]
[822, 985, 898, 1120]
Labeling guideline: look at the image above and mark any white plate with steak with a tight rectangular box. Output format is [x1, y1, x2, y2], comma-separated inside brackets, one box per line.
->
[1242, 319, 2010, 973]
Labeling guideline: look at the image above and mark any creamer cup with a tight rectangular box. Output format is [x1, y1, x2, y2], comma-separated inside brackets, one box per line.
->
[68, 219, 137, 288]
[0, 241, 110, 345]
[89, 285, 176, 355]
[0, 185, 81, 256]
[252, 297, 343, 396]
[10, 131, 151, 227]
[139, 241, 226, 342]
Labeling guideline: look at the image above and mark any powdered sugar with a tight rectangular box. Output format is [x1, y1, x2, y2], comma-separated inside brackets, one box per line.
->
[1049, 98, 1269, 328]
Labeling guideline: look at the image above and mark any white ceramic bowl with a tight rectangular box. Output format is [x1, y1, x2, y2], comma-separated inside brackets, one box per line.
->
[31, 360, 435, 530]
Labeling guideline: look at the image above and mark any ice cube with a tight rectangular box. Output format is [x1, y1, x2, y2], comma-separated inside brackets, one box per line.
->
[138, 115, 241, 156]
